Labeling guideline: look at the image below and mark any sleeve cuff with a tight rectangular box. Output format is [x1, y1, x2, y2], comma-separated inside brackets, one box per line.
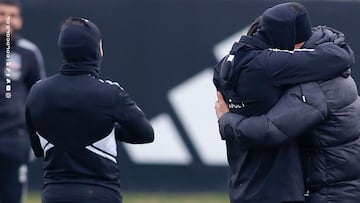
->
[218, 112, 245, 140]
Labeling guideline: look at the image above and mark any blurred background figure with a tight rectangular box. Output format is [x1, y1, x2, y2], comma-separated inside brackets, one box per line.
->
[0, 0, 46, 202]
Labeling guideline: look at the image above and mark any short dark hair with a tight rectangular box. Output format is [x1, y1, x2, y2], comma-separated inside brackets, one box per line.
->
[290, 2, 312, 43]
[0, 0, 22, 8]
[247, 16, 262, 36]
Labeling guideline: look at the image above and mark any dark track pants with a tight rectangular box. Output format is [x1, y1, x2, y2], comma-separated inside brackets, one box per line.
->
[42, 183, 122, 203]
[0, 138, 28, 203]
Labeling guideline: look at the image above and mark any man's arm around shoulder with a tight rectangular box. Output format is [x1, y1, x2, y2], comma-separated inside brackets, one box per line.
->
[217, 83, 327, 147]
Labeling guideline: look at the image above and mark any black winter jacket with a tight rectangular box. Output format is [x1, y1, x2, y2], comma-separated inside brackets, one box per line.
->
[26, 22, 154, 192]
[213, 16, 354, 203]
[26, 73, 154, 192]
[219, 75, 360, 203]
[214, 26, 353, 117]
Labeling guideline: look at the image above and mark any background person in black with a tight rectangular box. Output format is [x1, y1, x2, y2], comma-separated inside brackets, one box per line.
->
[0, 0, 46, 202]
[213, 2, 354, 203]
[25, 18, 154, 203]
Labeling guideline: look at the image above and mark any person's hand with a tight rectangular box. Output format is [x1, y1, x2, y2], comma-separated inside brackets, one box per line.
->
[215, 91, 229, 119]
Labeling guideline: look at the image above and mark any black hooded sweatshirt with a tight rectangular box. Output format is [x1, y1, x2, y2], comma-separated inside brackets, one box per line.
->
[0, 33, 45, 163]
[213, 3, 354, 203]
[25, 19, 154, 192]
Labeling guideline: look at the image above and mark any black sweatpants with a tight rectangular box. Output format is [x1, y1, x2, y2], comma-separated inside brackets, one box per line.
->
[42, 183, 122, 203]
[0, 137, 29, 203]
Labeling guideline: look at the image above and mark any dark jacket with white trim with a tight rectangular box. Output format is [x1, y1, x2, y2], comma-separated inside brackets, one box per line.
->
[26, 72, 154, 191]
[25, 20, 154, 192]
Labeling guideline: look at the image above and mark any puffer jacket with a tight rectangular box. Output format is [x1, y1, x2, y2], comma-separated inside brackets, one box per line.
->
[302, 76, 360, 203]
[219, 75, 360, 203]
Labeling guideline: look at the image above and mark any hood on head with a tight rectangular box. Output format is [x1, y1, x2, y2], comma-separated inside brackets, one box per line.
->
[255, 2, 312, 50]
[58, 18, 102, 76]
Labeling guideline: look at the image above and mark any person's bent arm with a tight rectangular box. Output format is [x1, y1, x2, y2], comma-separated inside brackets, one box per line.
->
[113, 89, 154, 144]
[25, 105, 44, 157]
[216, 82, 327, 147]
[264, 27, 354, 86]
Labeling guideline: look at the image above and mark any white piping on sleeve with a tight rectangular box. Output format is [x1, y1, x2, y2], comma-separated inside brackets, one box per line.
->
[269, 48, 315, 54]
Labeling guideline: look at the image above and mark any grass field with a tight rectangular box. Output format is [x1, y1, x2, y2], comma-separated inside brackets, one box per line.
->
[27, 192, 229, 203]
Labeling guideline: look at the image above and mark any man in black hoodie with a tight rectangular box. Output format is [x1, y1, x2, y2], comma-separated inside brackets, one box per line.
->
[213, 2, 354, 203]
[0, 0, 46, 202]
[25, 18, 154, 203]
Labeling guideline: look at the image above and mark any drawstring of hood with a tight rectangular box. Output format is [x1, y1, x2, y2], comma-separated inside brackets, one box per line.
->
[299, 84, 307, 103]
